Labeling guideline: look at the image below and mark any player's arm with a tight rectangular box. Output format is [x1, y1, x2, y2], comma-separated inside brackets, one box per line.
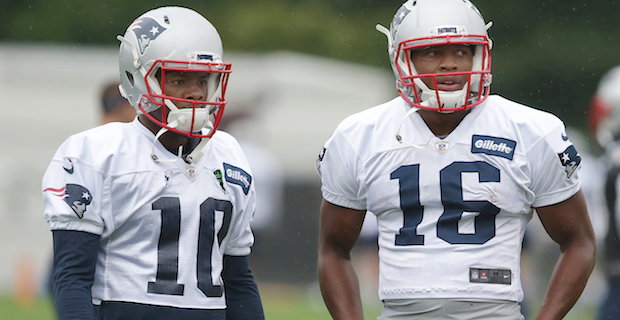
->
[52, 230, 100, 320]
[222, 254, 264, 320]
[318, 199, 366, 320]
[533, 189, 596, 320]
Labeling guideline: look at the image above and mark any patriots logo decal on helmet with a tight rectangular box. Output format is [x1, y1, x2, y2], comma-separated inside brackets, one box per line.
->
[130, 16, 167, 54]
[557, 145, 581, 179]
[44, 184, 93, 219]
[463, 0, 484, 20]
[390, 4, 412, 40]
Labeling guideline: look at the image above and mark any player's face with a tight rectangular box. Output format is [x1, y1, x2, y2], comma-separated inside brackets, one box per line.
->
[410, 44, 474, 91]
[162, 70, 210, 109]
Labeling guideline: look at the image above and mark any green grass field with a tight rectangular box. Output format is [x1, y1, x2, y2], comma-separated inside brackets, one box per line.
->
[0, 283, 382, 320]
[0, 283, 597, 320]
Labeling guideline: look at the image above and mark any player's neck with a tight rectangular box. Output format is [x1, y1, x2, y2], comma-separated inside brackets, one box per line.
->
[138, 114, 195, 156]
[417, 109, 471, 137]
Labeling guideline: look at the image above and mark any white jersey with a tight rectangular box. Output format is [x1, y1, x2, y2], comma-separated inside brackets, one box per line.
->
[43, 119, 256, 310]
[317, 95, 582, 302]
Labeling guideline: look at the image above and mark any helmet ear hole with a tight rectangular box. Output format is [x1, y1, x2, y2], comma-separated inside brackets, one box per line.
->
[125, 71, 135, 87]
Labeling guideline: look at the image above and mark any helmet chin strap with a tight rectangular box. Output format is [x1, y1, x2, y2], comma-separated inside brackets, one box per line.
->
[150, 127, 183, 163]
[149, 124, 211, 164]
[184, 138, 209, 163]
[395, 105, 431, 149]
[149, 99, 213, 164]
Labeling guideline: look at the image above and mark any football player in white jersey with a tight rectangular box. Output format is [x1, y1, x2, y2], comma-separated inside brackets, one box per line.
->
[42, 7, 264, 320]
[588, 66, 620, 320]
[316, 0, 596, 319]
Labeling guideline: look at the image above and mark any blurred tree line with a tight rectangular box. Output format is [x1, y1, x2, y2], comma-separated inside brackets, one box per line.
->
[1, 0, 619, 132]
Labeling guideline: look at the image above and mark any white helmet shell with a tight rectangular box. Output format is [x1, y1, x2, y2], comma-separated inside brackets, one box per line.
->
[590, 66, 620, 146]
[118, 6, 231, 139]
[378, 0, 493, 112]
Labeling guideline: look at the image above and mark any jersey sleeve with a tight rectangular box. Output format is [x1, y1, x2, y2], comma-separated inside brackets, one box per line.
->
[42, 135, 105, 235]
[223, 188, 255, 257]
[528, 120, 582, 208]
[220, 142, 256, 257]
[316, 129, 367, 210]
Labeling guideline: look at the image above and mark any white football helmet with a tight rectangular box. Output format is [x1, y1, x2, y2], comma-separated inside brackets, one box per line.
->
[118, 6, 231, 162]
[377, 0, 493, 112]
[590, 66, 620, 147]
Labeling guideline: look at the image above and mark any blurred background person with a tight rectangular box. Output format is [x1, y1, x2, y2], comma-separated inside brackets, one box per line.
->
[219, 110, 285, 266]
[588, 65, 620, 320]
[99, 82, 136, 124]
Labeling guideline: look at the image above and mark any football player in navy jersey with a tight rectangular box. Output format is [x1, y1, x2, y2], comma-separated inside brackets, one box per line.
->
[43, 6, 264, 320]
[316, 0, 596, 319]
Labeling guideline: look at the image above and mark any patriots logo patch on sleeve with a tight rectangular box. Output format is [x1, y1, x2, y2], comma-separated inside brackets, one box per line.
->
[557, 145, 581, 179]
[223, 163, 252, 195]
[44, 184, 93, 219]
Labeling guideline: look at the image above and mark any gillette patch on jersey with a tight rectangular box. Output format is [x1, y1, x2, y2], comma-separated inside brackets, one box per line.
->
[223, 163, 252, 195]
[557, 145, 581, 179]
[471, 135, 516, 160]
[470, 268, 512, 285]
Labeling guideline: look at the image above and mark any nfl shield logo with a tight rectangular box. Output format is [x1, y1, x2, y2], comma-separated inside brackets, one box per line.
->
[435, 141, 450, 154]
[184, 164, 198, 181]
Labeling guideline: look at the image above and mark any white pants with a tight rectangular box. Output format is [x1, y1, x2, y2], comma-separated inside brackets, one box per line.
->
[378, 299, 525, 320]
